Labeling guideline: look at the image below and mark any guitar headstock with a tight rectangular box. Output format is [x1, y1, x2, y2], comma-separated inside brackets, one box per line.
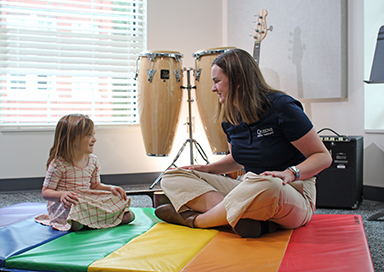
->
[253, 9, 269, 43]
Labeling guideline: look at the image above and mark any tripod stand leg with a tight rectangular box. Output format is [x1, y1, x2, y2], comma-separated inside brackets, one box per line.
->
[149, 68, 212, 189]
[149, 171, 167, 190]
[149, 140, 188, 189]
[193, 139, 210, 164]
[367, 212, 384, 221]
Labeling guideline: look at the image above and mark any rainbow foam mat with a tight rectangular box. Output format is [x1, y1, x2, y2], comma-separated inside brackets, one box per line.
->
[0, 203, 374, 272]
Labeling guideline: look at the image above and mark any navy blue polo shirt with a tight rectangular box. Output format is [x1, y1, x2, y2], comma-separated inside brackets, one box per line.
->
[222, 92, 313, 174]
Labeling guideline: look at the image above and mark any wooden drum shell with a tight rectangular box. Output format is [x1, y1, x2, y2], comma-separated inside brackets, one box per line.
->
[137, 51, 183, 156]
[193, 47, 235, 155]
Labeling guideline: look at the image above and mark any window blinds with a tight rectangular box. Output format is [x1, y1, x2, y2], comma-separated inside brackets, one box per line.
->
[0, 0, 146, 127]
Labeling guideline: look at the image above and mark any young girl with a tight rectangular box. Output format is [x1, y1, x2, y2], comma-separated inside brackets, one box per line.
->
[35, 114, 134, 231]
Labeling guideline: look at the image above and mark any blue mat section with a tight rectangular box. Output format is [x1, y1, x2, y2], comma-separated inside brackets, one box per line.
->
[3, 207, 159, 272]
[0, 202, 47, 228]
[0, 206, 68, 268]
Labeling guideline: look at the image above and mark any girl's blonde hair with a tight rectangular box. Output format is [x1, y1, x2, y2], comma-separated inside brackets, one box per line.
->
[212, 48, 285, 125]
[46, 114, 94, 169]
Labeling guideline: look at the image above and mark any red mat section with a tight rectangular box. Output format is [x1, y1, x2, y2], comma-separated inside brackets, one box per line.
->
[279, 214, 374, 272]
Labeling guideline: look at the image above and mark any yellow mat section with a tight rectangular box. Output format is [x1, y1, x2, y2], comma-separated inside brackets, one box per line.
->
[181, 229, 293, 272]
[88, 222, 219, 272]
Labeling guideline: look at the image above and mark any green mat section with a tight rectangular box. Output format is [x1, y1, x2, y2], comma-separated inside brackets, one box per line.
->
[5, 207, 160, 272]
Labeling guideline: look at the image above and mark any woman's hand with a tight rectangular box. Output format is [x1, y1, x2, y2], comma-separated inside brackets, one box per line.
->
[179, 164, 211, 173]
[261, 169, 296, 185]
[261, 128, 332, 185]
[178, 145, 243, 175]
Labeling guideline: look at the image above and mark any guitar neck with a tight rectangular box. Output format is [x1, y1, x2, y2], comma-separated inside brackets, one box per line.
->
[252, 8, 270, 65]
[253, 42, 261, 64]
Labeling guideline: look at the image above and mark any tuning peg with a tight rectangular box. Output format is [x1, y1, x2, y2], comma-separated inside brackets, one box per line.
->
[268, 25, 273, 32]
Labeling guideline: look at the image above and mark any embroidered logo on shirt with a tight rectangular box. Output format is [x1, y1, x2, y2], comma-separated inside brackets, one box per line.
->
[257, 127, 274, 137]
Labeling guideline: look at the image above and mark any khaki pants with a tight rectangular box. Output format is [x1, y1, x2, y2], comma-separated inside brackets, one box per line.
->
[161, 168, 316, 229]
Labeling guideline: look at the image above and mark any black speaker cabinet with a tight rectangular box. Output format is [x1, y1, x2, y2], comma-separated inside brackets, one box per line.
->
[316, 135, 363, 209]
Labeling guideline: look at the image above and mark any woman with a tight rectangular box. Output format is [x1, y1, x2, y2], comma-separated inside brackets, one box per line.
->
[155, 48, 332, 238]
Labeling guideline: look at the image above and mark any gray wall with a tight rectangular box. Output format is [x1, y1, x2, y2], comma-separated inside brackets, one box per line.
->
[227, 0, 347, 99]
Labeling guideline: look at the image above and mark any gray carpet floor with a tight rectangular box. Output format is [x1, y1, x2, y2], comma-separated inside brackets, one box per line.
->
[1, 185, 383, 271]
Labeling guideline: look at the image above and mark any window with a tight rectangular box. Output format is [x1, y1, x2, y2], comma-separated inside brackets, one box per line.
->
[0, 0, 146, 127]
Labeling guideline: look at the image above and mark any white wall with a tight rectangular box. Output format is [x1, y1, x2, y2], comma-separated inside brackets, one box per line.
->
[1, 0, 383, 189]
[364, 1, 384, 131]
[0, 0, 224, 180]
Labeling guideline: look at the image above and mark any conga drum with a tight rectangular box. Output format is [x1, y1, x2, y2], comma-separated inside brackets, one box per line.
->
[193, 47, 235, 155]
[137, 51, 183, 156]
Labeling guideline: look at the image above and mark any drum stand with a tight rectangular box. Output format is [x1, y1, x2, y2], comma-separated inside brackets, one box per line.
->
[149, 67, 209, 189]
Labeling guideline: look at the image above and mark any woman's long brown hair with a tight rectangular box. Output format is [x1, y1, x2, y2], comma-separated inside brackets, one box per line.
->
[46, 114, 93, 169]
[212, 48, 284, 125]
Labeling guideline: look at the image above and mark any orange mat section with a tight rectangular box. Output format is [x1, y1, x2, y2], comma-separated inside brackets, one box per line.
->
[181, 229, 293, 272]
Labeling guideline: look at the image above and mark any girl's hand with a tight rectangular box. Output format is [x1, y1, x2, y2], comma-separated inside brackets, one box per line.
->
[110, 186, 127, 201]
[60, 191, 79, 209]
[91, 183, 127, 201]
[260, 169, 296, 185]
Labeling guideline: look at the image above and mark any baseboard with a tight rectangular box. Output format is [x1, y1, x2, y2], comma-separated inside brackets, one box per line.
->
[1, 174, 384, 204]
[0, 172, 162, 193]
[363, 185, 384, 203]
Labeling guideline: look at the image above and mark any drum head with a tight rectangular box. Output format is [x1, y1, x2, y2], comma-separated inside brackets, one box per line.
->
[193, 47, 236, 59]
[140, 50, 183, 59]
